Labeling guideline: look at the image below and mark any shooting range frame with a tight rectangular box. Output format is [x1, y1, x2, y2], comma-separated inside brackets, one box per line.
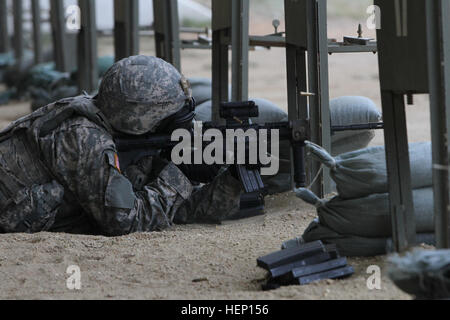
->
[376, 0, 450, 251]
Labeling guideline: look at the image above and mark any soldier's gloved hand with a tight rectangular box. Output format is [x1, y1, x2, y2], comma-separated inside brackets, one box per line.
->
[124, 156, 154, 190]
[149, 156, 170, 180]
[125, 165, 148, 190]
[176, 164, 222, 184]
[134, 156, 153, 175]
[228, 165, 240, 180]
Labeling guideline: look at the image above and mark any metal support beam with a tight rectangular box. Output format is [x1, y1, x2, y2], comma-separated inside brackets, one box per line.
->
[31, 0, 42, 64]
[304, 0, 331, 197]
[13, 0, 24, 65]
[0, 0, 8, 53]
[50, 0, 69, 71]
[231, 0, 249, 102]
[78, 0, 98, 94]
[211, 29, 229, 123]
[153, 0, 181, 70]
[211, 0, 231, 123]
[284, 0, 309, 190]
[114, 0, 139, 61]
[283, 0, 332, 195]
[380, 91, 416, 252]
[285, 46, 308, 120]
[375, 0, 430, 252]
[426, 0, 450, 249]
[211, 0, 249, 121]
[316, 0, 332, 195]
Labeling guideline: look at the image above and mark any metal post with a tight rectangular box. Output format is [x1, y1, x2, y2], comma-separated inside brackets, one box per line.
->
[0, 0, 8, 53]
[375, 0, 430, 252]
[380, 91, 416, 252]
[211, 29, 229, 123]
[285, 46, 308, 120]
[31, 0, 42, 64]
[316, 0, 332, 195]
[114, 0, 139, 61]
[50, 0, 68, 71]
[153, 0, 181, 70]
[13, 0, 23, 66]
[78, 0, 98, 93]
[231, 0, 249, 102]
[284, 0, 309, 189]
[426, 0, 450, 248]
[305, 0, 332, 197]
[211, 0, 231, 123]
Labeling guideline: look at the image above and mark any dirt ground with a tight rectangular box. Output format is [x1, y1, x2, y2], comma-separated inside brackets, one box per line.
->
[0, 13, 431, 300]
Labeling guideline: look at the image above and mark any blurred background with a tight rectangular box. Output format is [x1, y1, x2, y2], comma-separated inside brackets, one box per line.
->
[0, 0, 431, 145]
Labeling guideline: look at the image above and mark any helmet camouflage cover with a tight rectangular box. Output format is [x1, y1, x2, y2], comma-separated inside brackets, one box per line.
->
[97, 55, 192, 135]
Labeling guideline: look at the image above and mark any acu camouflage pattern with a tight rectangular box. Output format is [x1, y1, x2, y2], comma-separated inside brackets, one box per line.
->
[97, 55, 192, 135]
[0, 95, 242, 235]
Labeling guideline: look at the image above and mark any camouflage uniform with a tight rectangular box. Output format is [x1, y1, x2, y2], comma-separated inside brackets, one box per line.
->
[0, 56, 243, 235]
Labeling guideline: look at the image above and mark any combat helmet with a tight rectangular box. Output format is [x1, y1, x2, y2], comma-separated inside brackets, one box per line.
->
[97, 55, 193, 135]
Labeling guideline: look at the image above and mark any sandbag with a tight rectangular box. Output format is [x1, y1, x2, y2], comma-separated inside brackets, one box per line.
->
[307, 141, 432, 199]
[330, 96, 381, 156]
[388, 249, 450, 299]
[189, 78, 214, 106]
[300, 219, 434, 257]
[0, 89, 16, 105]
[329, 96, 381, 155]
[330, 96, 381, 139]
[0, 52, 15, 68]
[297, 187, 435, 238]
[295, 142, 435, 257]
[27, 63, 71, 90]
[97, 55, 115, 78]
[30, 85, 79, 111]
[28, 56, 114, 111]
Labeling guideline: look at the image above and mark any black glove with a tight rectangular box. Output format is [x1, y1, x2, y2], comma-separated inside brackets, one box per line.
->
[148, 156, 170, 180]
[124, 156, 154, 190]
[177, 164, 222, 184]
[124, 165, 148, 190]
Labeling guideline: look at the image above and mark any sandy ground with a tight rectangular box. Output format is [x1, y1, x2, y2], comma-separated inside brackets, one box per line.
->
[0, 15, 431, 300]
[0, 193, 410, 300]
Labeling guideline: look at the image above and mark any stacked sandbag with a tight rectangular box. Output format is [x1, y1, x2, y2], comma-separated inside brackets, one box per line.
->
[0, 52, 15, 83]
[387, 249, 450, 299]
[27, 63, 74, 111]
[192, 80, 381, 194]
[0, 52, 15, 69]
[0, 49, 54, 105]
[2, 49, 51, 89]
[330, 96, 382, 156]
[1, 50, 35, 103]
[189, 78, 215, 105]
[294, 142, 435, 257]
[30, 56, 115, 111]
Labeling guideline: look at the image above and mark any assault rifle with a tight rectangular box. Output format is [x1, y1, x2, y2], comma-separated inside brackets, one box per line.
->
[115, 101, 308, 192]
[114, 101, 384, 218]
[115, 101, 308, 219]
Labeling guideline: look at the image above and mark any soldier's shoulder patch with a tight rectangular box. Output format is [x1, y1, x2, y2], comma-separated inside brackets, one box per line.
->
[105, 150, 121, 173]
[114, 153, 121, 173]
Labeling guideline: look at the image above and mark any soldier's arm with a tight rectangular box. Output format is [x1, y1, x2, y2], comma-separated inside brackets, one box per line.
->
[39, 118, 193, 236]
[174, 168, 243, 224]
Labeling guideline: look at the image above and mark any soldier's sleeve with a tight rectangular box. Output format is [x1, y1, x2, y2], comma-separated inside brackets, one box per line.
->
[174, 168, 243, 225]
[40, 118, 193, 236]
